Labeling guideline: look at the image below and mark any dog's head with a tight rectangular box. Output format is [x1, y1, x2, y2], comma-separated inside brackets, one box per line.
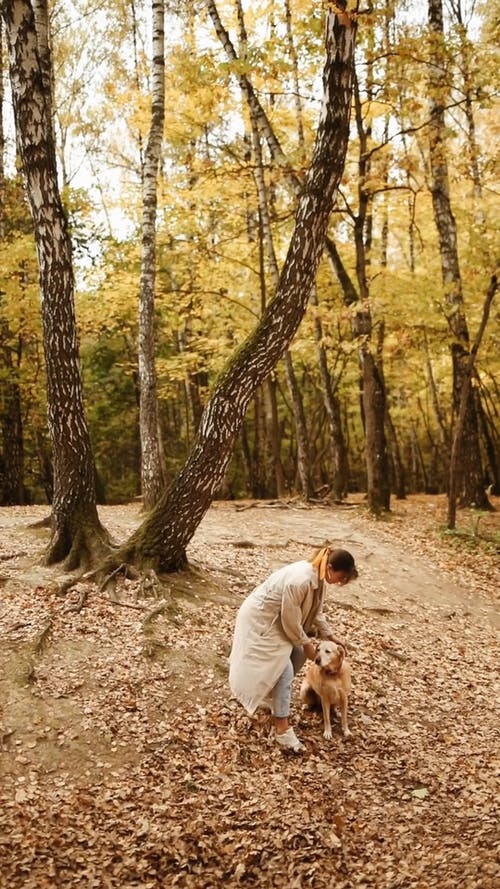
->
[315, 640, 345, 673]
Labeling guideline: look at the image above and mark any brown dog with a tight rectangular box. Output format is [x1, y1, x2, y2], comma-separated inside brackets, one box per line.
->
[299, 640, 351, 740]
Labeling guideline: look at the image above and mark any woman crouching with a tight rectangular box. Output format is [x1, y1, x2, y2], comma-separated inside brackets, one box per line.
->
[228, 546, 358, 752]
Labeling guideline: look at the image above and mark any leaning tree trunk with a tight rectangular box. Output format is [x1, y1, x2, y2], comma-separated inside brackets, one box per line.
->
[427, 0, 490, 510]
[1, 0, 108, 568]
[138, 0, 166, 510]
[114, 3, 360, 572]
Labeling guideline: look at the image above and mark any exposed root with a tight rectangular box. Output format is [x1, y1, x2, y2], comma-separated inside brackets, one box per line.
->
[9, 619, 55, 685]
[141, 597, 173, 659]
[99, 562, 127, 598]
[0, 551, 27, 562]
[142, 597, 171, 628]
[31, 618, 53, 655]
[28, 515, 52, 529]
[139, 569, 161, 598]
[56, 560, 171, 616]
[56, 576, 83, 597]
[64, 585, 89, 615]
[98, 562, 140, 602]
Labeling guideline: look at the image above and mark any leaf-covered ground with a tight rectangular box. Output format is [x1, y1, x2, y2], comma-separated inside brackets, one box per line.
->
[0, 495, 498, 888]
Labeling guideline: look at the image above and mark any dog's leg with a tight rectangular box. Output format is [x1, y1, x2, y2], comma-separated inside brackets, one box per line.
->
[321, 698, 333, 740]
[339, 692, 351, 738]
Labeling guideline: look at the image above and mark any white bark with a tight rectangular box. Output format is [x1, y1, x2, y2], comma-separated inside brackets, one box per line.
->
[138, 0, 166, 509]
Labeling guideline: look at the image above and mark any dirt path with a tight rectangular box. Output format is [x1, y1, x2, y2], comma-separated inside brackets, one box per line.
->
[0, 497, 498, 888]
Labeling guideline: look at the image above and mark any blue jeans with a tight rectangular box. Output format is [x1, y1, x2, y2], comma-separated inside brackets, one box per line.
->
[272, 646, 307, 718]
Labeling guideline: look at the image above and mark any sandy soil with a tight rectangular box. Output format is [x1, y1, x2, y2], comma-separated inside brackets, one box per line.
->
[0, 495, 498, 888]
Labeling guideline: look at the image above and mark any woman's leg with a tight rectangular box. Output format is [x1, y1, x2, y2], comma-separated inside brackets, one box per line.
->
[273, 658, 294, 731]
[272, 646, 306, 734]
[291, 645, 307, 677]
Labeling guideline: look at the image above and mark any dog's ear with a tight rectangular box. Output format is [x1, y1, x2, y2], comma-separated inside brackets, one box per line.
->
[337, 642, 346, 662]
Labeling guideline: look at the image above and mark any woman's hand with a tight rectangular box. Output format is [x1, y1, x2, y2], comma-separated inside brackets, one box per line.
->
[303, 641, 317, 661]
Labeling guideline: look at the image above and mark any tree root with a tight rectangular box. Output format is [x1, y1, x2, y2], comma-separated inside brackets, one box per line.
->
[141, 597, 173, 659]
[142, 597, 171, 627]
[0, 551, 27, 562]
[31, 618, 53, 655]
[139, 569, 161, 599]
[64, 585, 89, 614]
[57, 561, 170, 615]
[29, 515, 52, 529]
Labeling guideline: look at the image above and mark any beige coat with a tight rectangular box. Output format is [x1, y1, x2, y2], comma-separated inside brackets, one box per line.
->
[228, 560, 333, 714]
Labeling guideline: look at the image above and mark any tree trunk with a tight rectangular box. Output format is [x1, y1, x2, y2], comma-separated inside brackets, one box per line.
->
[324, 234, 391, 512]
[2, 0, 108, 568]
[310, 284, 349, 500]
[0, 22, 25, 505]
[30, 0, 55, 143]
[255, 194, 286, 498]
[282, 350, 314, 498]
[447, 272, 497, 528]
[427, 0, 490, 510]
[113, 4, 359, 572]
[352, 72, 391, 513]
[0, 339, 25, 505]
[0, 14, 4, 235]
[423, 327, 450, 452]
[475, 385, 500, 496]
[411, 422, 428, 492]
[138, 0, 166, 510]
[284, 0, 306, 161]
[448, 3, 484, 222]
[385, 403, 406, 499]
[378, 321, 406, 500]
[360, 349, 391, 511]
[252, 391, 267, 498]
[264, 375, 286, 498]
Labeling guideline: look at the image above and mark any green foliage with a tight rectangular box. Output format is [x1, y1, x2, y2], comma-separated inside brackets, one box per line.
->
[440, 519, 500, 556]
[0, 178, 50, 502]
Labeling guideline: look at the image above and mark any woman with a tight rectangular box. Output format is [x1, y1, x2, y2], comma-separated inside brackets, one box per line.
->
[229, 545, 358, 752]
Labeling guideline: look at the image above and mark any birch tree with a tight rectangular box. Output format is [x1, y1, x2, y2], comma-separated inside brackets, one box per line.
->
[1, 0, 108, 566]
[138, 0, 166, 509]
[427, 0, 490, 509]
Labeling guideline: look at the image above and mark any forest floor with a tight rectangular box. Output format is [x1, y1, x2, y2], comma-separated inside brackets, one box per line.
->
[0, 493, 499, 889]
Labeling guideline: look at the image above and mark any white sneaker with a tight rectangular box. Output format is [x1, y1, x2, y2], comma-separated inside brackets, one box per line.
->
[276, 728, 305, 752]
